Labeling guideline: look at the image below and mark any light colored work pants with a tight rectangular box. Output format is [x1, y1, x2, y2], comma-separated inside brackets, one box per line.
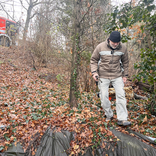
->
[98, 77, 128, 121]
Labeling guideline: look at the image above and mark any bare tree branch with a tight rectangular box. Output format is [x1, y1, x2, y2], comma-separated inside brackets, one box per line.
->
[0, 3, 16, 21]
[25, 0, 30, 5]
[30, 12, 38, 19]
[19, 0, 27, 10]
[33, 0, 40, 4]
[79, 0, 98, 24]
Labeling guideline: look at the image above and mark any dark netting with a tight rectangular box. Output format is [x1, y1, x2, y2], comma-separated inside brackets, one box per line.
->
[35, 127, 74, 156]
[0, 143, 25, 156]
[127, 129, 156, 145]
[34, 128, 156, 156]
[1, 127, 156, 156]
[111, 129, 156, 156]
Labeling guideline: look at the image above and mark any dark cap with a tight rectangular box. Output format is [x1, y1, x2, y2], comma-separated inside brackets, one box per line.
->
[109, 31, 121, 42]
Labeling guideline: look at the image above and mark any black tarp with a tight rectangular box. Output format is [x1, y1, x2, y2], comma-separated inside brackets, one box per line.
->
[1, 128, 156, 156]
[111, 129, 156, 156]
[0, 143, 25, 156]
[35, 129, 74, 156]
[34, 128, 156, 156]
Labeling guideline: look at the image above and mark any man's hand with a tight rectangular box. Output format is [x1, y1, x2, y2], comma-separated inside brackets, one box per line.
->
[93, 73, 99, 81]
[123, 77, 127, 83]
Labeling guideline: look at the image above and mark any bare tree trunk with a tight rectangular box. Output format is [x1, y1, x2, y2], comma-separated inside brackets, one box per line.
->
[21, 0, 53, 41]
[69, 0, 81, 107]
[154, 60, 156, 96]
[23, 4, 33, 41]
[13, 0, 15, 19]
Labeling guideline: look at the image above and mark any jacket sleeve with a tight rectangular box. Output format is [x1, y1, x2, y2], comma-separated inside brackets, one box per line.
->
[121, 48, 129, 77]
[90, 45, 100, 74]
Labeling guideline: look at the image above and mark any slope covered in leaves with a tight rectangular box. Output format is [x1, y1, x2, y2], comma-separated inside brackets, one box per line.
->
[0, 62, 118, 154]
[0, 47, 156, 155]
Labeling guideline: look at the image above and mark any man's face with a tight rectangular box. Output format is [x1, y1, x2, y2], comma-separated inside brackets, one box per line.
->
[109, 40, 120, 49]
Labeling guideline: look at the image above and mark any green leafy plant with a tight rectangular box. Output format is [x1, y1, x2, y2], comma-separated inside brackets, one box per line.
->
[56, 74, 64, 82]
[104, 0, 156, 114]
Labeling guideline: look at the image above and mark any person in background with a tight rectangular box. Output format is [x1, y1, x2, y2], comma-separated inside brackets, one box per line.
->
[90, 31, 131, 126]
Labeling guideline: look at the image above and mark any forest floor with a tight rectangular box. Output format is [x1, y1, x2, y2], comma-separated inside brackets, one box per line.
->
[0, 46, 155, 154]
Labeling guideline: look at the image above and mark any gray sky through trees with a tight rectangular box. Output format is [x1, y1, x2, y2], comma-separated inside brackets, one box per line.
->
[0, 0, 155, 39]
[0, 0, 133, 22]
[1, 0, 156, 20]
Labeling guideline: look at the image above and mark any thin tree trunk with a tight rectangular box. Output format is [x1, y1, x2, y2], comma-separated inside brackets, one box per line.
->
[69, 0, 81, 107]
[23, 7, 32, 41]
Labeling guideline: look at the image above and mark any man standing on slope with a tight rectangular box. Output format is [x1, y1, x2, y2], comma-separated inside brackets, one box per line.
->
[90, 31, 131, 126]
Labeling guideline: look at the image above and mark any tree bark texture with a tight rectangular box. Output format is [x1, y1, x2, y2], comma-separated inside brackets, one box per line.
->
[69, 0, 81, 107]
[22, 0, 34, 41]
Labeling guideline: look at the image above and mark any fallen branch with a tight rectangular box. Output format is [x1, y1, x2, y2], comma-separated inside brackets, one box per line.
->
[134, 93, 148, 100]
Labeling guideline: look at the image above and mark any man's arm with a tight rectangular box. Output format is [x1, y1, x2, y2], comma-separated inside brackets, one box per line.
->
[90, 45, 100, 81]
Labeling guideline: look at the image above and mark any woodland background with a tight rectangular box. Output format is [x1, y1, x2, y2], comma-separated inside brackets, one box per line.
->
[0, 0, 156, 155]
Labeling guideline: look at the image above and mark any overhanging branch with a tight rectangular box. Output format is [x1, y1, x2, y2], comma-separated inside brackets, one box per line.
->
[0, 4, 16, 22]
